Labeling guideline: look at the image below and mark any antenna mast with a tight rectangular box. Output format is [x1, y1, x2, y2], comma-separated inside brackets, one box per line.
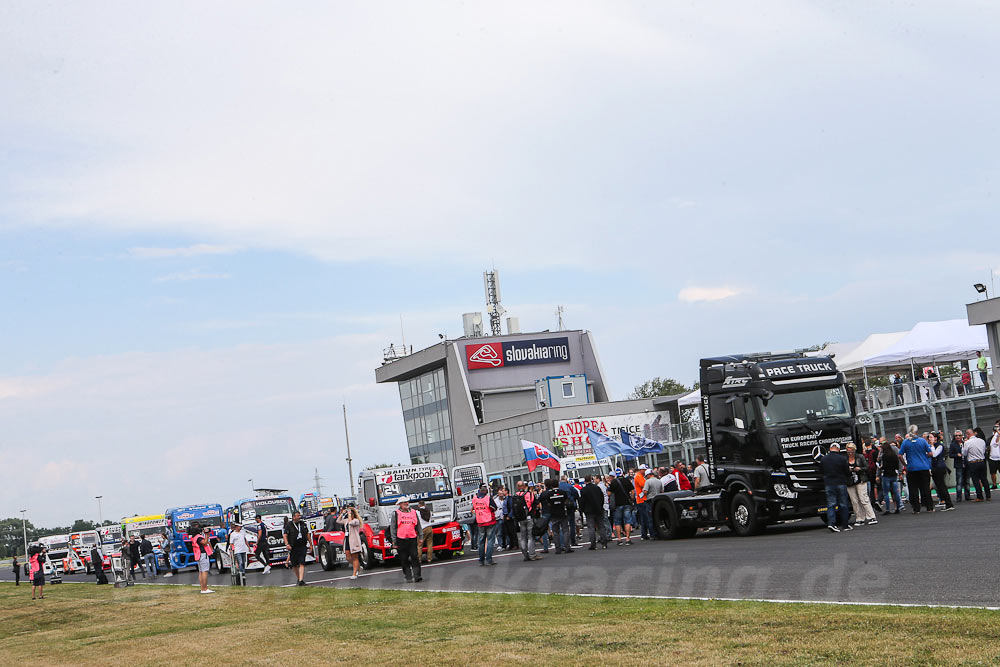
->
[313, 467, 323, 498]
[556, 305, 565, 330]
[483, 269, 505, 336]
[343, 403, 356, 496]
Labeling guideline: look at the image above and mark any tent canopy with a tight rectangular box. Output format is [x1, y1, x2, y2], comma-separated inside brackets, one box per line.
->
[810, 341, 861, 364]
[862, 319, 988, 368]
[677, 388, 701, 408]
[836, 331, 908, 372]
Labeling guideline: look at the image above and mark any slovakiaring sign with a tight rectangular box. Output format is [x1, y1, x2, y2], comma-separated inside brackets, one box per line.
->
[553, 412, 671, 457]
[466, 337, 570, 370]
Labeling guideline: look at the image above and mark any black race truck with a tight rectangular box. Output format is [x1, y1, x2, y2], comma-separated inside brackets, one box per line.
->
[652, 352, 859, 538]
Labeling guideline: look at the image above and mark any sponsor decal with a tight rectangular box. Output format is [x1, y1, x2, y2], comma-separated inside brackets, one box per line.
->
[377, 466, 446, 485]
[721, 376, 750, 388]
[760, 360, 835, 378]
[465, 337, 571, 370]
[177, 513, 194, 520]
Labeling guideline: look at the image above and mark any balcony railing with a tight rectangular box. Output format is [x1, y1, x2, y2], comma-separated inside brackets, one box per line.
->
[856, 376, 994, 412]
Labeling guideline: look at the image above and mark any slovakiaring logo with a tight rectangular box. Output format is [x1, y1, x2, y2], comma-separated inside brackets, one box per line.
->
[466, 337, 571, 370]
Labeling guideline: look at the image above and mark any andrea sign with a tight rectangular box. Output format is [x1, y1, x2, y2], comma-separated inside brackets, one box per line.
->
[466, 337, 571, 370]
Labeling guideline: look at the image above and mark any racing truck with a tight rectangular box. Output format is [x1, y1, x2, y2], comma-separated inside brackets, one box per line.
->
[354, 463, 481, 568]
[70, 530, 107, 572]
[163, 504, 228, 571]
[651, 352, 859, 539]
[37, 535, 85, 574]
[297, 493, 348, 571]
[219, 492, 303, 568]
[98, 524, 123, 558]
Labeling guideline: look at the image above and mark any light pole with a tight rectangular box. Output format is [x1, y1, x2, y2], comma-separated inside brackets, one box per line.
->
[95, 495, 103, 525]
[19, 509, 28, 558]
[249, 478, 254, 494]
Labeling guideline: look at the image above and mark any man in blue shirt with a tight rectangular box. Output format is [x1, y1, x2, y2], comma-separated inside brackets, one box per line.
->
[898, 426, 934, 513]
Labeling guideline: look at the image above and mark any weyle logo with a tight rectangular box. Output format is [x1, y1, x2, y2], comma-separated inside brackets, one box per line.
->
[469, 345, 503, 367]
[721, 376, 750, 388]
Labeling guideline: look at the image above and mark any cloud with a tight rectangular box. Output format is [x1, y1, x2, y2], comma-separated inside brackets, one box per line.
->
[128, 244, 242, 259]
[677, 286, 740, 303]
[154, 269, 232, 283]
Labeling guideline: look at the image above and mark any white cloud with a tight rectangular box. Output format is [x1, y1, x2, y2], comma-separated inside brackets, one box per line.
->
[129, 244, 242, 259]
[154, 269, 232, 283]
[677, 286, 740, 303]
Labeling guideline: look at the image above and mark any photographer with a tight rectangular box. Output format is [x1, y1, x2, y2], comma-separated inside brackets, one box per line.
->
[189, 522, 215, 594]
[340, 506, 363, 580]
[29, 545, 45, 599]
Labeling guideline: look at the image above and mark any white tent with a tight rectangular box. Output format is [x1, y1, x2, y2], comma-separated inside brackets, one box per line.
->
[677, 388, 701, 407]
[836, 331, 908, 372]
[809, 341, 861, 363]
[862, 319, 988, 368]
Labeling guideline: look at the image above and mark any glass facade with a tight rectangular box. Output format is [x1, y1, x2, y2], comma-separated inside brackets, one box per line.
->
[399, 368, 455, 468]
[479, 421, 549, 474]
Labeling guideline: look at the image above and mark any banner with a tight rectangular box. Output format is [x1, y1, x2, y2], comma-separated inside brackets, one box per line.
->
[620, 430, 665, 456]
[585, 428, 627, 460]
[554, 411, 671, 457]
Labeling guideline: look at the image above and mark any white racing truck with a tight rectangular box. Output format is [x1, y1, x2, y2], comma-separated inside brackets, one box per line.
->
[37, 534, 86, 575]
[355, 462, 484, 568]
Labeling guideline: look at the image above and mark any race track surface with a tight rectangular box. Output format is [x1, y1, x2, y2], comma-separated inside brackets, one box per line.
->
[5, 499, 998, 607]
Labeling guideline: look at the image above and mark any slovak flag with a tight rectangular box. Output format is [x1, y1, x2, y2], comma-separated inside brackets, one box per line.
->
[521, 440, 561, 473]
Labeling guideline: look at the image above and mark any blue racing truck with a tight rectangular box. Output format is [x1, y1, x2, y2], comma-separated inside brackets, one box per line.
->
[164, 504, 228, 572]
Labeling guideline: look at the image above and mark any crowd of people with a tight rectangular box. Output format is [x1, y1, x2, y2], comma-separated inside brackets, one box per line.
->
[820, 419, 1000, 532]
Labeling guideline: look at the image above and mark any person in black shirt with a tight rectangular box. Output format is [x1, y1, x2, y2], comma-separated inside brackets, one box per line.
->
[608, 474, 634, 545]
[538, 479, 572, 554]
[283, 511, 311, 586]
[128, 536, 145, 578]
[12, 556, 19, 586]
[820, 444, 852, 532]
[580, 476, 609, 549]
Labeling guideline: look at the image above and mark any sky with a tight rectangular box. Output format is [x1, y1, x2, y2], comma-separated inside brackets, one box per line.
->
[2, 2, 999, 526]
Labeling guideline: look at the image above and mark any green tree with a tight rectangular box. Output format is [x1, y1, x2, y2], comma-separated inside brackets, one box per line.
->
[627, 377, 692, 400]
[71, 519, 97, 532]
[0, 517, 36, 558]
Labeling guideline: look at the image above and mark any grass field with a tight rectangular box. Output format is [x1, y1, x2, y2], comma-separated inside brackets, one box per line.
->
[2, 583, 1000, 666]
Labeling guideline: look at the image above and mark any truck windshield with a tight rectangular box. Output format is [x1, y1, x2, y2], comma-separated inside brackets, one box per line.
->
[759, 386, 851, 427]
[79, 534, 98, 546]
[46, 541, 69, 551]
[126, 526, 165, 539]
[173, 516, 224, 534]
[245, 498, 296, 518]
[378, 478, 452, 505]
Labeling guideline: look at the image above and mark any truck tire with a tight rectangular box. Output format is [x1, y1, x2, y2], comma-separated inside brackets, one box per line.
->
[358, 540, 374, 570]
[729, 492, 764, 536]
[318, 540, 337, 571]
[652, 498, 692, 540]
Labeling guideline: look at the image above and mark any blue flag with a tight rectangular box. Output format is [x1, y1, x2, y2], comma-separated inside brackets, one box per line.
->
[620, 430, 665, 458]
[586, 428, 626, 460]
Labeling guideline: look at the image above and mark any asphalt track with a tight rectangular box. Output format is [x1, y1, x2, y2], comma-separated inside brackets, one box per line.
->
[5, 499, 999, 607]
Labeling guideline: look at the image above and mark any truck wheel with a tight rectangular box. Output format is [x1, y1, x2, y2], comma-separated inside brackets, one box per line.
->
[217, 554, 228, 574]
[730, 492, 764, 536]
[318, 540, 336, 571]
[358, 541, 374, 570]
[652, 499, 683, 540]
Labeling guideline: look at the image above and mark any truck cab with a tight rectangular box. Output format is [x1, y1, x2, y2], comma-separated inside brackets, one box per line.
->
[69, 530, 105, 573]
[37, 534, 84, 574]
[354, 463, 473, 568]
[652, 353, 858, 538]
[98, 525, 123, 558]
[164, 504, 228, 571]
[223, 493, 299, 566]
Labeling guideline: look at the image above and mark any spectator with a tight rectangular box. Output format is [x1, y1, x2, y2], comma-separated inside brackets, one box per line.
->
[12, 555, 19, 586]
[228, 523, 250, 578]
[282, 511, 311, 586]
[190, 524, 214, 594]
[845, 443, 877, 526]
[128, 535, 144, 579]
[29, 546, 45, 599]
[472, 484, 499, 565]
[988, 420, 1000, 490]
[140, 535, 157, 578]
[598, 474, 612, 539]
[963, 428, 991, 501]
[160, 531, 175, 577]
[692, 455, 710, 489]
[558, 476, 581, 547]
[821, 444, 852, 532]
[390, 498, 423, 582]
[496, 487, 512, 552]
[533, 482, 551, 553]
[864, 439, 881, 512]
[540, 479, 571, 555]
[511, 481, 538, 561]
[340, 506, 363, 579]
[950, 430, 970, 502]
[928, 432, 955, 511]
[90, 546, 105, 584]
[960, 365, 972, 395]
[891, 373, 904, 405]
[253, 515, 272, 575]
[323, 507, 339, 532]
[898, 426, 934, 513]
[644, 468, 664, 505]
[673, 461, 692, 491]
[608, 472, 634, 545]
[416, 500, 434, 563]
[977, 351, 990, 390]
[119, 535, 133, 583]
[580, 475, 609, 549]
[633, 465, 652, 540]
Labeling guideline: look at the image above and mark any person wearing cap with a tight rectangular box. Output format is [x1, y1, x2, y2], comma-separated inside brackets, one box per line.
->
[228, 522, 250, 578]
[390, 498, 424, 582]
[820, 443, 852, 532]
[633, 465, 652, 540]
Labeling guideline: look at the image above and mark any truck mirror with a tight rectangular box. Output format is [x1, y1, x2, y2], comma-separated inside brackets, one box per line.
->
[368, 497, 376, 507]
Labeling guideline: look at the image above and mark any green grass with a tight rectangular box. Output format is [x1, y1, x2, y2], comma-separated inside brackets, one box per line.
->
[2, 583, 1000, 665]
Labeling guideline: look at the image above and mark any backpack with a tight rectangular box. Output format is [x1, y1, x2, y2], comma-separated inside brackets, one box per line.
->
[549, 490, 568, 518]
[511, 493, 529, 522]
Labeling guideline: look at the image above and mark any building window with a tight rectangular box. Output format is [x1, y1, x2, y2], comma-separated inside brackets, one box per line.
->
[561, 381, 575, 399]
[460, 444, 476, 454]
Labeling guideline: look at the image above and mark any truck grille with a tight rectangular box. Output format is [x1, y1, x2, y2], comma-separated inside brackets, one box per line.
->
[782, 449, 824, 490]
